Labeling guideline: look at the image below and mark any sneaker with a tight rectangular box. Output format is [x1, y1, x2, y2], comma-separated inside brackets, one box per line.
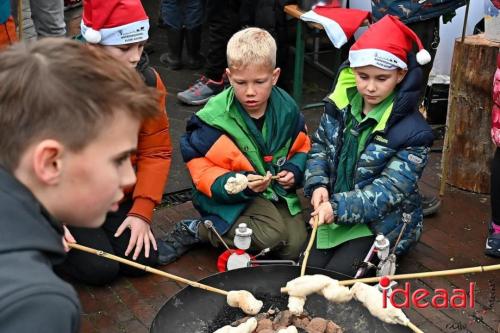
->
[157, 219, 201, 265]
[485, 222, 500, 258]
[422, 194, 441, 216]
[177, 75, 226, 105]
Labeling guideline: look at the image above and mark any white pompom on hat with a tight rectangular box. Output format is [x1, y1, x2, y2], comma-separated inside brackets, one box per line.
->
[349, 15, 431, 70]
[80, 0, 149, 45]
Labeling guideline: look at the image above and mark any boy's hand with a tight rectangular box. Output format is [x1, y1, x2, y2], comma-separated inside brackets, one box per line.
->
[247, 172, 272, 193]
[311, 187, 329, 210]
[62, 225, 76, 253]
[309, 201, 334, 227]
[276, 170, 295, 189]
[115, 216, 157, 260]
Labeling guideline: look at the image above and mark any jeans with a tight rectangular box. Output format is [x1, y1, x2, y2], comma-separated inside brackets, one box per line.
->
[30, 0, 66, 37]
[160, 0, 204, 30]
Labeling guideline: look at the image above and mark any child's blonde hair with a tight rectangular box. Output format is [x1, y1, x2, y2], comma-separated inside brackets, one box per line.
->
[226, 27, 276, 70]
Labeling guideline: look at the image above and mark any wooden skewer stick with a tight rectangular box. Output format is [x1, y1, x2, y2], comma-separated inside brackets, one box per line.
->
[68, 243, 228, 296]
[407, 322, 424, 333]
[281, 263, 500, 293]
[300, 216, 318, 276]
[247, 175, 281, 183]
[338, 263, 500, 286]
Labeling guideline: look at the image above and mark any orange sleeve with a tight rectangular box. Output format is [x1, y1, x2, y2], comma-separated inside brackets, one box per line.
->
[287, 131, 311, 159]
[128, 72, 172, 223]
[0, 16, 17, 51]
[186, 135, 254, 197]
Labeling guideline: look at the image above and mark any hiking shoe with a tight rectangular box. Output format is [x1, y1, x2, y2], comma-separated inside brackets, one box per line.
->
[177, 75, 226, 105]
[157, 219, 201, 265]
[422, 194, 441, 216]
[485, 222, 500, 258]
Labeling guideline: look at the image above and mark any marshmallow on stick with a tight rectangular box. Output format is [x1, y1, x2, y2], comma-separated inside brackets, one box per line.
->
[224, 173, 249, 194]
[213, 317, 257, 333]
[283, 275, 352, 315]
[227, 290, 263, 315]
[351, 282, 409, 326]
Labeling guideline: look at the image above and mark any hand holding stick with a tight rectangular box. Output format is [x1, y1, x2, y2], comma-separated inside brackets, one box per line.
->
[300, 215, 318, 276]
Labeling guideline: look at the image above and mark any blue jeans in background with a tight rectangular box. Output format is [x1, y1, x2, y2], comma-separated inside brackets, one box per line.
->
[160, 0, 204, 30]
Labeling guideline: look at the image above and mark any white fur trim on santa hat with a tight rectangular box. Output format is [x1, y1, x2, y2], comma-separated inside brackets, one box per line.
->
[83, 27, 101, 44]
[300, 10, 347, 49]
[349, 48, 407, 70]
[81, 19, 149, 46]
[416, 49, 431, 65]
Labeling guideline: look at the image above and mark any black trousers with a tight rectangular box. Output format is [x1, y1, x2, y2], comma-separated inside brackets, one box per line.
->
[492, 148, 500, 224]
[407, 17, 440, 102]
[205, 0, 242, 80]
[307, 236, 375, 278]
[57, 199, 158, 286]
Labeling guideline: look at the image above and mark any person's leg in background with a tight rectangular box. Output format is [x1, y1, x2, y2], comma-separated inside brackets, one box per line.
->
[177, 0, 240, 105]
[29, 0, 66, 37]
[407, 17, 442, 216]
[486, 147, 500, 257]
[56, 226, 120, 286]
[198, 197, 305, 260]
[307, 236, 375, 277]
[57, 199, 159, 285]
[159, 0, 184, 70]
[101, 199, 159, 276]
[183, 0, 205, 69]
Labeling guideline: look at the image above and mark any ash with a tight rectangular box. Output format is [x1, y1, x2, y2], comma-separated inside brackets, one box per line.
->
[205, 293, 342, 333]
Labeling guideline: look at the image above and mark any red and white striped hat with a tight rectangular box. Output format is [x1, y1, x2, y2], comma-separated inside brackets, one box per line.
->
[80, 0, 149, 45]
[349, 15, 431, 70]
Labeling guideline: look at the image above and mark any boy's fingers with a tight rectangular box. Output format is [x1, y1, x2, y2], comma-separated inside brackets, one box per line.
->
[115, 223, 128, 237]
[143, 234, 150, 259]
[125, 233, 137, 256]
[133, 237, 144, 260]
[149, 230, 158, 251]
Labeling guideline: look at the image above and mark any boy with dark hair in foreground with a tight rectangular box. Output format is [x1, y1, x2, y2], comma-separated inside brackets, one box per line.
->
[0, 38, 157, 332]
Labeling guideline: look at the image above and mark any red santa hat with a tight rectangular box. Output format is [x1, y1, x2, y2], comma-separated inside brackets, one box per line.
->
[80, 0, 149, 45]
[300, 5, 371, 49]
[349, 15, 431, 70]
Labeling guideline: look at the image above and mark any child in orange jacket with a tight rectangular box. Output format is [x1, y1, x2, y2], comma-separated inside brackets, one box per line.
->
[59, 0, 172, 285]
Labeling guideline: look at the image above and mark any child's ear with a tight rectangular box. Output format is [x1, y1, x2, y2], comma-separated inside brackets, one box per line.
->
[397, 69, 408, 84]
[225, 68, 232, 83]
[272, 67, 281, 85]
[32, 140, 65, 185]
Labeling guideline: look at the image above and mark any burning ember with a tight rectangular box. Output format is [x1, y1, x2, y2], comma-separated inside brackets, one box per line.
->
[229, 308, 343, 333]
[207, 295, 343, 333]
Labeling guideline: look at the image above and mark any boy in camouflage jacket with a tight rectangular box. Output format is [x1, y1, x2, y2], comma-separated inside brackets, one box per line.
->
[304, 16, 434, 276]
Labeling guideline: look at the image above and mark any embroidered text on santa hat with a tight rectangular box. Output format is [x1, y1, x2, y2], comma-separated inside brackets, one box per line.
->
[80, 0, 149, 45]
[300, 5, 370, 49]
[348, 15, 431, 70]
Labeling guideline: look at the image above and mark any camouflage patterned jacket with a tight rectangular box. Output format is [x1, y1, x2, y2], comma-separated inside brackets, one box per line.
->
[304, 55, 434, 255]
[371, 0, 466, 24]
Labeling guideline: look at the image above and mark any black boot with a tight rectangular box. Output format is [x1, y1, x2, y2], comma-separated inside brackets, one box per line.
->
[160, 27, 183, 70]
[156, 219, 201, 265]
[185, 26, 204, 70]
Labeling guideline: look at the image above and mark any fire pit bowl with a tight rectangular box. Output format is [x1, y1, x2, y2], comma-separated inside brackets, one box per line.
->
[150, 265, 411, 333]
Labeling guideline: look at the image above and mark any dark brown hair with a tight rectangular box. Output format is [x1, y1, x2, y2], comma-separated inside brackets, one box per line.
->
[0, 38, 159, 171]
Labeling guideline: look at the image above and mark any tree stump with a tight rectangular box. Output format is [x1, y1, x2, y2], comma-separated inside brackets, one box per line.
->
[441, 34, 500, 194]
